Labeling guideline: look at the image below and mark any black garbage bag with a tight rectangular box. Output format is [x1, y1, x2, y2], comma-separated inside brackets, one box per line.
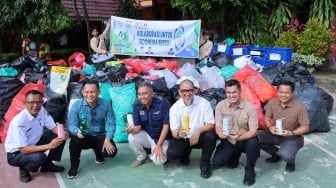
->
[92, 56, 117, 70]
[199, 88, 226, 110]
[294, 82, 330, 132]
[44, 88, 67, 124]
[11, 56, 35, 72]
[261, 63, 282, 84]
[70, 68, 81, 83]
[105, 64, 128, 83]
[67, 82, 83, 101]
[0, 77, 24, 122]
[274, 62, 311, 85]
[316, 87, 334, 114]
[213, 52, 233, 68]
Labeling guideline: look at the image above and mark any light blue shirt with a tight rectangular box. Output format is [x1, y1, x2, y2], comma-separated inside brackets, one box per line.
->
[68, 98, 115, 139]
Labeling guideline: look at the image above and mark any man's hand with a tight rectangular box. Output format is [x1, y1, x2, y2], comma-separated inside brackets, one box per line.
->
[77, 130, 85, 138]
[152, 145, 164, 161]
[125, 124, 134, 134]
[216, 127, 227, 140]
[228, 133, 240, 141]
[189, 129, 201, 146]
[48, 138, 63, 149]
[102, 139, 116, 156]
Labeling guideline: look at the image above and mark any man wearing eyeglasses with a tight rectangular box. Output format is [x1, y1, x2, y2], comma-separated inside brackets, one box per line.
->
[125, 82, 170, 167]
[5, 90, 68, 183]
[167, 79, 217, 179]
[67, 80, 118, 179]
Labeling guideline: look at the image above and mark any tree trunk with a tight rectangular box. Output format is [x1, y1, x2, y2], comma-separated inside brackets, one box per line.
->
[81, 0, 91, 54]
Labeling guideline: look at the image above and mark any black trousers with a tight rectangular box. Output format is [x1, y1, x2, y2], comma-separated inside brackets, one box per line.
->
[7, 131, 66, 172]
[167, 130, 217, 167]
[213, 136, 260, 172]
[69, 134, 118, 167]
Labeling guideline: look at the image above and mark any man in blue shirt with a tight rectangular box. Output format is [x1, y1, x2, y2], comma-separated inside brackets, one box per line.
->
[125, 82, 170, 167]
[67, 80, 117, 179]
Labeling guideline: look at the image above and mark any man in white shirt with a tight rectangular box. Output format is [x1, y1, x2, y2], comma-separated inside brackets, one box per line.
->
[5, 90, 68, 183]
[167, 79, 217, 179]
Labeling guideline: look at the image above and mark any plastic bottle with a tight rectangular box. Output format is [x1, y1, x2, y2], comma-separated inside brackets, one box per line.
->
[182, 114, 190, 132]
[80, 114, 88, 135]
[57, 123, 65, 139]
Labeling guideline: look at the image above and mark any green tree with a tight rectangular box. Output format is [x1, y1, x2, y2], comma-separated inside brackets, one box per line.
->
[0, 0, 72, 52]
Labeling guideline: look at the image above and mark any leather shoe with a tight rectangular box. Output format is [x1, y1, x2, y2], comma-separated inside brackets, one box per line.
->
[200, 165, 211, 179]
[19, 168, 32, 183]
[286, 162, 295, 172]
[40, 161, 65, 172]
[265, 154, 281, 163]
[243, 171, 256, 186]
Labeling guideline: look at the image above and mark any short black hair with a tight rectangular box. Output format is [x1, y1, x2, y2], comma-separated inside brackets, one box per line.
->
[225, 79, 241, 90]
[82, 80, 100, 90]
[138, 81, 154, 92]
[91, 27, 99, 33]
[25, 90, 43, 99]
[277, 80, 295, 92]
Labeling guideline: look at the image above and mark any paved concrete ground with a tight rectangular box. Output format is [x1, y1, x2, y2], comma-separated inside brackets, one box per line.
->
[1, 111, 335, 188]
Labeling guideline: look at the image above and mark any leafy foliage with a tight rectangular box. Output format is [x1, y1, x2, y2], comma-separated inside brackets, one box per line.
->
[309, 0, 336, 28]
[116, 0, 141, 19]
[274, 29, 298, 50]
[297, 19, 335, 57]
[0, 0, 72, 40]
[292, 52, 325, 73]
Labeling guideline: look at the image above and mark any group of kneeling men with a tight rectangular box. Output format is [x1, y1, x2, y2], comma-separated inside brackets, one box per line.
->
[5, 78, 309, 186]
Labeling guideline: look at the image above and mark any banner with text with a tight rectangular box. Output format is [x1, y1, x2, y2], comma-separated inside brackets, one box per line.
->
[110, 16, 201, 58]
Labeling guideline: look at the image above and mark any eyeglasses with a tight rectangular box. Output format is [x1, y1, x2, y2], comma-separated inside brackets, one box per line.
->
[180, 89, 195, 94]
[25, 101, 44, 105]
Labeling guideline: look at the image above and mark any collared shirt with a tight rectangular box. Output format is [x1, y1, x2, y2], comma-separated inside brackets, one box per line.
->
[265, 97, 309, 131]
[68, 98, 115, 139]
[170, 96, 215, 138]
[5, 107, 55, 153]
[215, 99, 259, 144]
[133, 97, 170, 143]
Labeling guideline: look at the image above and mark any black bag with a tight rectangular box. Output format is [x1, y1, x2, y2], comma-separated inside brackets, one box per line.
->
[0, 77, 24, 121]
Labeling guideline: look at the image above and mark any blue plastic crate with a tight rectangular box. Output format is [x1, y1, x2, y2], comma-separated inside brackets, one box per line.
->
[251, 56, 266, 66]
[232, 45, 251, 59]
[212, 44, 233, 55]
[265, 47, 292, 63]
[248, 46, 266, 56]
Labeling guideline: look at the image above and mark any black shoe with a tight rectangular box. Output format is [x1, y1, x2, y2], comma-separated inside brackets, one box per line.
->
[265, 154, 281, 163]
[243, 171, 256, 186]
[67, 166, 79, 179]
[19, 167, 32, 183]
[285, 162, 295, 172]
[40, 161, 65, 173]
[200, 165, 211, 179]
[180, 157, 190, 165]
[95, 156, 104, 164]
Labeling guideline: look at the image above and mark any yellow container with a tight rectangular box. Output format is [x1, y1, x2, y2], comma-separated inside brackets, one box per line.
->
[182, 114, 190, 132]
